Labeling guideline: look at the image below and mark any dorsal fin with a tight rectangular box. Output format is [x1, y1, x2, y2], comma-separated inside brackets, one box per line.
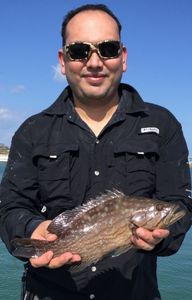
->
[48, 189, 124, 237]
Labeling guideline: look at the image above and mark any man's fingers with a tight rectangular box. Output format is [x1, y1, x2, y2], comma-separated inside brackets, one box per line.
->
[131, 236, 155, 251]
[70, 254, 81, 263]
[136, 228, 162, 245]
[47, 252, 73, 269]
[152, 229, 170, 240]
[30, 251, 54, 268]
[131, 228, 170, 251]
[30, 251, 81, 269]
[46, 234, 58, 242]
[48, 253, 82, 269]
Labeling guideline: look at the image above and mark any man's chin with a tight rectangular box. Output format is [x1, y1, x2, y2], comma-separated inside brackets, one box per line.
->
[81, 87, 111, 100]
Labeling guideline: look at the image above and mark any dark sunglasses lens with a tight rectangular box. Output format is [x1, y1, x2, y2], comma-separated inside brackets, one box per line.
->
[99, 41, 120, 58]
[68, 43, 90, 59]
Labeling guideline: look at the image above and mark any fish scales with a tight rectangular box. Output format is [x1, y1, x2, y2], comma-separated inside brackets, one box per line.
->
[11, 189, 186, 271]
[51, 209, 132, 263]
[59, 221, 125, 265]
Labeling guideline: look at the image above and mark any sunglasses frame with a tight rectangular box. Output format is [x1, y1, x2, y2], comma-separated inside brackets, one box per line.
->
[63, 40, 123, 61]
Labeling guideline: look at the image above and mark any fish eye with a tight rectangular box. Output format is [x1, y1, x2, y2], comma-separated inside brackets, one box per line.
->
[156, 204, 164, 211]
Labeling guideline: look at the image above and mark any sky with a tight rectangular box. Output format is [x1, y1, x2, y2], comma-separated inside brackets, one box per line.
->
[0, 0, 192, 156]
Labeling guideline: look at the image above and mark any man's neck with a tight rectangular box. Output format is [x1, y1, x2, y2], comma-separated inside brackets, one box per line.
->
[74, 96, 119, 136]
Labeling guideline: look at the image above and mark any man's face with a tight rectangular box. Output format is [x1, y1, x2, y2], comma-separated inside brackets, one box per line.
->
[59, 10, 127, 105]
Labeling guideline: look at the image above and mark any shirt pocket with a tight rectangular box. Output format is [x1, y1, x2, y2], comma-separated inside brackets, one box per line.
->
[113, 139, 159, 195]
[32, 143, 79, 213]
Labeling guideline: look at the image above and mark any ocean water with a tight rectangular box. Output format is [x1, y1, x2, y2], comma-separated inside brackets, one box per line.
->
[0, 161, 192, 299]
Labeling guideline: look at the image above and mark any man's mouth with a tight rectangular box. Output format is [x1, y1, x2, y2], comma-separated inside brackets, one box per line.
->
[83, 73, 106, 85]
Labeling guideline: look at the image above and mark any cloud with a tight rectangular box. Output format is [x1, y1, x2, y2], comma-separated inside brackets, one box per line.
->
[0, 107, 26, 146]
[0, 107, 12, 120]
[10, 84, 25, 93]
[0, 83, 26, 94]
[0, 106, 26, 124]
[52, 63, 67, 82]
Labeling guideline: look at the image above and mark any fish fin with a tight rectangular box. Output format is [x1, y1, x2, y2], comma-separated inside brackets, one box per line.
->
[47, 210, 77, 236]
[48, 189, 125, 237]
[89, 188, 125, 203]
[11, 238, 50, 258]
[111, 244, 133, 258]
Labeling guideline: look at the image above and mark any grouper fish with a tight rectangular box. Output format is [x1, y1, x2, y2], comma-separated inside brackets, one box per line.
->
[11, 190, 185, 270]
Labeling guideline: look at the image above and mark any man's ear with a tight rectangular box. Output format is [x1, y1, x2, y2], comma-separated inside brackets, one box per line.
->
[58, 49, 66, 75]
[122, 46, 127, 73]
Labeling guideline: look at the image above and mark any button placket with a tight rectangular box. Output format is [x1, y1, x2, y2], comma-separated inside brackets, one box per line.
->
[95, 139, 99, 144]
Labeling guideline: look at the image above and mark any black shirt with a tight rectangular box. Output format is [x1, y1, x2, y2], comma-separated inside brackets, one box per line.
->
[0, 84, 191, 300]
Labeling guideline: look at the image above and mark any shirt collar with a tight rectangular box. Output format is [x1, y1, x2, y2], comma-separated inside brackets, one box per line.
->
[118, 83, 149, 114]
[43, 86, 73, 116]
[43, 83, 149, 116]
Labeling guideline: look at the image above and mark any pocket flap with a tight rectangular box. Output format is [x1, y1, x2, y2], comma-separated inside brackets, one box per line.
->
[114, 139, 159, 155]
[33, 143, 79, 159]
[33, 143, 78, 180]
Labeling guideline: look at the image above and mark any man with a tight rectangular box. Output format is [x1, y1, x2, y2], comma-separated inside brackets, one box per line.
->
[0, 4, 191, 300]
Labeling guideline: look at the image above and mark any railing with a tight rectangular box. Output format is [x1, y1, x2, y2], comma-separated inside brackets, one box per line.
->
[0, 154, 8, 162]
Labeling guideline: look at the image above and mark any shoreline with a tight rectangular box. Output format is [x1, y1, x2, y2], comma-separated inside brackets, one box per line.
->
[0, 154, 8, 162]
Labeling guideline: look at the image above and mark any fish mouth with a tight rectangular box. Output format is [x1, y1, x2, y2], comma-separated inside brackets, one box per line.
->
[164, 204, 186, 226]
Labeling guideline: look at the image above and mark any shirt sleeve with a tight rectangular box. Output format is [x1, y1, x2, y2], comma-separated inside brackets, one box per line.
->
[152, 116, 192, 256]
[0, 121, 45, 254]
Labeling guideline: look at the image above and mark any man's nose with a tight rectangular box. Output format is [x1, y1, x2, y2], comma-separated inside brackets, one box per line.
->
[86, 51, 103, 68]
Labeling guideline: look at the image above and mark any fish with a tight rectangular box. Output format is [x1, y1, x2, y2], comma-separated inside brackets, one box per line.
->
[11, 190, 186, 271]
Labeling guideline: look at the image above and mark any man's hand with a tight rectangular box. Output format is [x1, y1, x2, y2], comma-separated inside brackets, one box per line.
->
[131, 228, 170, 251]
[29, 220, 81, 269]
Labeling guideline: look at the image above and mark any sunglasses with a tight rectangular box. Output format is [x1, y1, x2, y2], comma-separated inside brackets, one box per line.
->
[63, 40, 123, 61]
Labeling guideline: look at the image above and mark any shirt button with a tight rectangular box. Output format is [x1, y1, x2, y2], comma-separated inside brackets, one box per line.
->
[91, 266, 97, 272]
[94, 170, 100, 176]
[89, 294, 95, 299]
[95, 139, 99, 144]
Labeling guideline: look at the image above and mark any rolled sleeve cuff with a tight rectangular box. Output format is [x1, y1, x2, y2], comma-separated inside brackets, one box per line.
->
[25, 218, 45, 238]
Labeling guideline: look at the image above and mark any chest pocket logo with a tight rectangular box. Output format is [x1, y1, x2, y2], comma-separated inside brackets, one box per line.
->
[140, 127, 160, 135]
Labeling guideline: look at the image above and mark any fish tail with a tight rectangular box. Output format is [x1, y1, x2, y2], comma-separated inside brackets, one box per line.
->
[11, 238, 50, 258]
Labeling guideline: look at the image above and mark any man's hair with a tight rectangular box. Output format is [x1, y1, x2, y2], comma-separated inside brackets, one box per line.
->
[61, 4, 122, 46]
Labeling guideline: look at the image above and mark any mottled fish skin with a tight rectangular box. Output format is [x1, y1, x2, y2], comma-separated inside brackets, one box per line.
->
[11, 190, 186, 270]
